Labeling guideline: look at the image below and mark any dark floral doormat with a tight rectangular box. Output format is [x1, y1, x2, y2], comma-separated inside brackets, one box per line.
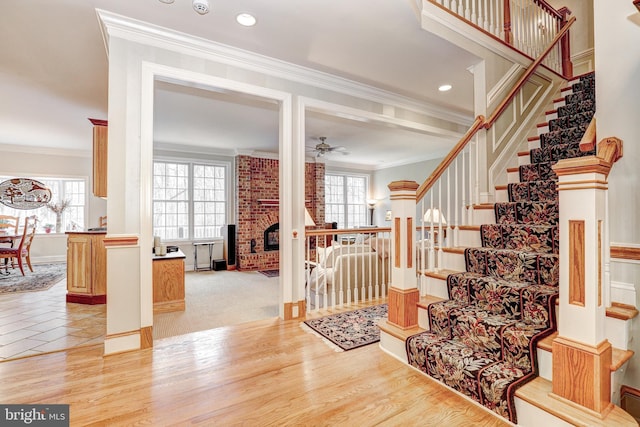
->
[302, 304, 387, 351]
[257, 269, 279, 278]
[0, 263, 66, 294]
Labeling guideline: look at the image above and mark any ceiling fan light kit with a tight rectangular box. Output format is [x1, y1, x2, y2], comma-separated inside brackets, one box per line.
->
[308, 136, 348, 158]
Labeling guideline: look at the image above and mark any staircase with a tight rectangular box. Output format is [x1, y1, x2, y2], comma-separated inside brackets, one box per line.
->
[404, 73, 596, 423]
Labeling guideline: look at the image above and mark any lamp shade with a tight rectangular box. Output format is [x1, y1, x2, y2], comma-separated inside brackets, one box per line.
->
[304, 208, 316, 226]
[423, 208, 446, 225]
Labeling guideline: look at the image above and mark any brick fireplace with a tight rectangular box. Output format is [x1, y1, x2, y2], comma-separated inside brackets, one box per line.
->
[235, 155, 325, 271]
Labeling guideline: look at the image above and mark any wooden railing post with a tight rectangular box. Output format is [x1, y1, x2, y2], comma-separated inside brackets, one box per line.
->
[387, 181, 420, 329]
[503, 0, 512, 45]
[550, 138, 623, 416]
[558, 6, 573, 79]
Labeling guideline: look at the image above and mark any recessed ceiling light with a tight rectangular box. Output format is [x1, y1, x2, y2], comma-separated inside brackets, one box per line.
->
[438, 84, 452, 92]
[158, 0, 175, 3]
[236, 13, 257, 26]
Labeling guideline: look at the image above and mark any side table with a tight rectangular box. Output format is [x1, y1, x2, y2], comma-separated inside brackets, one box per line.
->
[193, 241, 215, 271]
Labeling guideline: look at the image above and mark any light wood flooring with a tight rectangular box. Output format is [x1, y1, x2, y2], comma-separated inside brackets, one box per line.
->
[0, 302, 509, 426]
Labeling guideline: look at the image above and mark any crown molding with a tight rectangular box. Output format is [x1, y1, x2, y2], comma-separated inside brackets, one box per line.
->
[96, 9, 473, 127]
[0, 143, 90, 158]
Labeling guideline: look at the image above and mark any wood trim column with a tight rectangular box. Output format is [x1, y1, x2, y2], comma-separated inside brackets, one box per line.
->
[551, 143, 621, 416]
[387, 180, 420, 329]
[551, 336, 613, 417]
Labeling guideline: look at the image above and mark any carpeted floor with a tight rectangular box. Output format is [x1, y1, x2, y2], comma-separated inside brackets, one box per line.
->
[0, 263, 66, 294]
[302, 304, 388, 351]
[153, 270, 280, 340]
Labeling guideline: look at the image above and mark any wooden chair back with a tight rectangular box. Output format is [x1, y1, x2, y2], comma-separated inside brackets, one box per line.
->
[99, 215, 107, 228]
[18, 215, 38, 253]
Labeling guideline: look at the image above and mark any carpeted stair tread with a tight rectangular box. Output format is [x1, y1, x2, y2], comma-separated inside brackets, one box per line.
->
[406, 72, 595, 423]
[494, 201, 558, 225]
[507, 181, 557, 202]
[480, 223, 558, 254]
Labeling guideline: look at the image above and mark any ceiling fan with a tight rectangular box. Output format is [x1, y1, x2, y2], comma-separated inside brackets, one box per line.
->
[307, 136, 348, 157]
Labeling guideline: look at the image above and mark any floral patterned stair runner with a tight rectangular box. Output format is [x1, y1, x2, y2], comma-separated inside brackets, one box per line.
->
[406, 72, 596, 423]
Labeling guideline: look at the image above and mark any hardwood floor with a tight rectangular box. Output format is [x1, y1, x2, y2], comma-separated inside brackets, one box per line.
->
[0, 306, 509, 426]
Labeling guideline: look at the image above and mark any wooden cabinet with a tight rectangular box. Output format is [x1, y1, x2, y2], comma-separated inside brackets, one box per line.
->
[66, 232, 107, 304]
[153, 250, 186, 313]
[89, 118, 108, 198]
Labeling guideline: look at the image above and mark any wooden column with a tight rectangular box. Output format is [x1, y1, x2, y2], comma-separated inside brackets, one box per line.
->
[503, 0, 512, 45]
[558, 7, 573, 79]
[386, 180, 420, 329]
[550, 138, 622, 416]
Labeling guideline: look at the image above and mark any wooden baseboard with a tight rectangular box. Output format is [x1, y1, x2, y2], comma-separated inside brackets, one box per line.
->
[66, 293, 106, 305]
[153, 299, 185, 314]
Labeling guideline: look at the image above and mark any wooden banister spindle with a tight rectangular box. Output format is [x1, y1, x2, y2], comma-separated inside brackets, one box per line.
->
[503, 0, 512, 44]
[558, 6, 573, 78]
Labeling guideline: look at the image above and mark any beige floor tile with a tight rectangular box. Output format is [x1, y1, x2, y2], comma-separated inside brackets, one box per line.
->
[29, 326, 82, 342]
[32, 335, 92, 353]
[0, 320, 39, 335]
[26, 318, 70, 332]
[0, 328, 43, 345]
[0, 338, 48, 359]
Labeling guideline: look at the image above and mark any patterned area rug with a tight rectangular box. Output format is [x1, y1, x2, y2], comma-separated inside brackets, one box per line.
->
[0, 263, 66, 294]
[302, 304, 387, 351]
[257, 269, 279, 278]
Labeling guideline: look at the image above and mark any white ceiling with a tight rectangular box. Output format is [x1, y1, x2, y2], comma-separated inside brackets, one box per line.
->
[0, 0, 480, 168]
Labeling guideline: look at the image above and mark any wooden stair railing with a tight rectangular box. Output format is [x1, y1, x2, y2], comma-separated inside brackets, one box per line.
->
[416, 16, 575, 202]
[427, 0, 574, 78]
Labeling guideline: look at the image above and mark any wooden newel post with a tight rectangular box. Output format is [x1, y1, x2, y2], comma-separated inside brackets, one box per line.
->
[550, 138, 623, 417]
[503, 0, 512, 45]
[387, 180, 420, 329]
[558, 7, 573, 79]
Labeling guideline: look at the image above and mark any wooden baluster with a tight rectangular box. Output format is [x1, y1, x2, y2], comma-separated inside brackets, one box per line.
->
[458, 0, 464, 16]
[461, 149, 467, 225]
[428, 193, 435, 270]
[437, 180, 444, 268]
[446, 168, 452, 250]
[483, 0, 489, 30]
[465, 0, 471, 20]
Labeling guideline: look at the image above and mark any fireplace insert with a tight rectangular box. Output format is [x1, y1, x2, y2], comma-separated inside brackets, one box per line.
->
[264, 223, 279, 251]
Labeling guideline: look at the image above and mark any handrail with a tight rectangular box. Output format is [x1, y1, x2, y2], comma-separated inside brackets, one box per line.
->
[415, 15, 576, 201]
[305, 227, 391, 237]
[579, 117, 597, 152]
[416, 115, 485, 201]
[484, 16, 576, 129]
[533, 0, 563, 19]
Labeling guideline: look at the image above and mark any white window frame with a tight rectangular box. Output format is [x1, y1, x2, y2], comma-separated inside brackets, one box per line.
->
[0, 175, 88, 234]
[324, 172, 369, 229]
[152, 158, 231, 242]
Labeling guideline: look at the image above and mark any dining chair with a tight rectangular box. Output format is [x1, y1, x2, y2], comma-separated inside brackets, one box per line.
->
[99, 215, 107, 228]
[0, 215, 38, 275]
[0, 215, 19, 248]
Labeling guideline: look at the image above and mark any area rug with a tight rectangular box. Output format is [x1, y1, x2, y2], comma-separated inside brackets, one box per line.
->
[257, 269, 279, 278]
[302, 304, 387, 351]
[0, 263, 66, 294]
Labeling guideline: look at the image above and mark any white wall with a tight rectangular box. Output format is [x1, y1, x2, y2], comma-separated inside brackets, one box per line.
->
[371, 158, 443, 225]
[594, 0, 640, 390]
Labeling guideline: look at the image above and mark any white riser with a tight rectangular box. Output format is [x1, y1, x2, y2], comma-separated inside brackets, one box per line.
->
[528, 138, 541, 150]
[379, 331, 408, 363]
[468, 208, 495, 226]
[518, 153, 530, 166]
[495, 189, 508, 203]
[545, 111, 558, 121]
[441, 250, 466, 271]
[536, 124, 549, 135]
[423, 274, 449, 300]
[457, 228, 482, 247]
[553, 99, 565, 109]
[508, 170, 519, 183]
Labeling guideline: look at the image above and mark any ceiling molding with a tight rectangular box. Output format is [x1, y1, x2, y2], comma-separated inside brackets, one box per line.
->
[0, 143, 90, 158]
[97, 9, 474, 128]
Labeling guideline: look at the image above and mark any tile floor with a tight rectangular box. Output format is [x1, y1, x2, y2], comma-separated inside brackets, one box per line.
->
[0, 277, 105, 361]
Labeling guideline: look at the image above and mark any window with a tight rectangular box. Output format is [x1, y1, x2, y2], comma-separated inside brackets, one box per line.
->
[152, 160, 227, 240]
[325, 173, 368, 228]
[0, 176, 86, 234]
